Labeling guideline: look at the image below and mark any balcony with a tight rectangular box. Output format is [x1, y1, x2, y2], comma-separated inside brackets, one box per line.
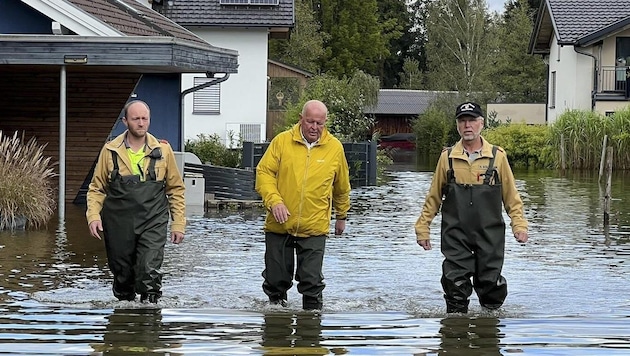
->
[597, 66, 628, 100]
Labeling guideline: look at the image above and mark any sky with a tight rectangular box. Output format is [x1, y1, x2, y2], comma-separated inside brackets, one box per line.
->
[487, 0, 507, 13]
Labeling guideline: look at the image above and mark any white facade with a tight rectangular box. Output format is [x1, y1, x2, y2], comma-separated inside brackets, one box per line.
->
[183, 28, 268, 146]
[546, 42, 594, 124]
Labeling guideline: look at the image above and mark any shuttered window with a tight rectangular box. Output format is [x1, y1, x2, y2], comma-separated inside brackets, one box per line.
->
[193, 77, 220, 114]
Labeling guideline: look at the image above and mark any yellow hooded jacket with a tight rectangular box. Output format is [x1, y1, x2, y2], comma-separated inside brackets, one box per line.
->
[256, 124, 351, 237]
[86, 131, 186, 233]
[415, 137, 528, 241]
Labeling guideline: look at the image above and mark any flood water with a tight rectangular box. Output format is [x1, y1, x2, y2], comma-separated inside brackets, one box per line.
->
[2, 162, 630, 355]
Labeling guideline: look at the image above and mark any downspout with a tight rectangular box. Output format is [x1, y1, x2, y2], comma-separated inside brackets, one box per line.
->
[574, 46, 598, 110]
[180, 72, 231, 151]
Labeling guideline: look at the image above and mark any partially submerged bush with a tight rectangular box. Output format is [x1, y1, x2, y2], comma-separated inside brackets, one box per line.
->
[185, 133, 241, 168]
[0, 131, 56, 230]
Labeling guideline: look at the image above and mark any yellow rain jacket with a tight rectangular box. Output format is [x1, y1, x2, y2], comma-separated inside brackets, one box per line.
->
[256, 124, 351, 237]
[86, 131, 186, 233]
[415, 137, 527, 241]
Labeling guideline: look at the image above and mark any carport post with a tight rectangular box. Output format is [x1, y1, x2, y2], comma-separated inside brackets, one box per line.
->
[58, 66, 66, 219]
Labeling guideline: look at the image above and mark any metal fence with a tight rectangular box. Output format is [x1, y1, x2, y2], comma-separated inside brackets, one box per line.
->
[189, 141, 378, 201]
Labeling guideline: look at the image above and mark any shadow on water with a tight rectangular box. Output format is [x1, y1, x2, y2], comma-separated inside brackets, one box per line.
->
[5, 163, 630, 354]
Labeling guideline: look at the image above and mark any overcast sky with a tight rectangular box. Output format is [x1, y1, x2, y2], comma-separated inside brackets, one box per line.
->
[487, 0, 506, 13]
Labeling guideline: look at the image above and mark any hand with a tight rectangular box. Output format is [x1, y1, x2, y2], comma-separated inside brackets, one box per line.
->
[89, 220, 103, 240]
[170, 231, 184, 244]
[417, 239, 432, 250]
[335, 219, 346, 235]
[515, 231, 528, 243]
[271, 203, 291, 224]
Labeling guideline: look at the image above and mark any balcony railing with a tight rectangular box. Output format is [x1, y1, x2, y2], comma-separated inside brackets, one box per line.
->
[600, 66, 628, 93]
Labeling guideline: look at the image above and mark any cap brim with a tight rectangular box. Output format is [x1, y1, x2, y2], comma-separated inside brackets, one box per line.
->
[456, 112, 481, 119]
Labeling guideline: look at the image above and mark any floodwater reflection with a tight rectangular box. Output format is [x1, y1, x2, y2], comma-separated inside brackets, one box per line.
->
[2, 167, 630, 354]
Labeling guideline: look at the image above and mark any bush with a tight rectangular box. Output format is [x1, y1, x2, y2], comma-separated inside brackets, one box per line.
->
[185, 133, 241, 168]
[0, 131, 56, 230]
[484, 124, 553, 169]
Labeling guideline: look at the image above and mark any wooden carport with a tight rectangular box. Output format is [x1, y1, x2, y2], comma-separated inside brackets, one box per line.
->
[0, 35, 238, 218]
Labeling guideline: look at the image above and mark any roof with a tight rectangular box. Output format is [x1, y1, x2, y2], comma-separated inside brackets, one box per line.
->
[364, 89, 454, 115]
[530, 0, 630, 54]
[1, 0, 238, 73]
[268, 59, 313, 78]
[157, 0, 294, 29]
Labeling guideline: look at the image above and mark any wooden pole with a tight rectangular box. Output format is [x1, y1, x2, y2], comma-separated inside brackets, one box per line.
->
[598, 135, 608, 182]
[603, 146, 613, 225]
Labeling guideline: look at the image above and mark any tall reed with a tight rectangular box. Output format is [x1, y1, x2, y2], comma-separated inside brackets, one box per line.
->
[0, 131, 57, 230]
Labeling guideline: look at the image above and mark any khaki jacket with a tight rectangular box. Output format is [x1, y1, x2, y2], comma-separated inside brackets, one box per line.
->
[415, 137, 528, 241]
[86, 131, 186, 233]
[256, 124, 351, 237]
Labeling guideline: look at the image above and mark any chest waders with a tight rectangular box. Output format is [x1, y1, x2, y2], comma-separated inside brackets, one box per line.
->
[102, 149, 168, 302]
[440, 146, 507, 313]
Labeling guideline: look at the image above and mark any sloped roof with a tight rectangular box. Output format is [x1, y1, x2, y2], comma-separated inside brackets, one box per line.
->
[530, 0, 630, 53]
[364, 89, 455, 115]
[1, 0, 238, 73]
[158, 0, 294, 27]
[67, 0, 210, 47]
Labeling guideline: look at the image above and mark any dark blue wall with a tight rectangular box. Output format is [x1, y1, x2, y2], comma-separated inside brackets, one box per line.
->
[112, 74, 183, 150]
[0, 1, 52, 34]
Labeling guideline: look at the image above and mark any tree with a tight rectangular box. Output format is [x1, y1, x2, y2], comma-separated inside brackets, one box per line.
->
[268, 0, 326, 73]
[423, 0, 496, 95]
[313, 0, 389, 78]
[398, 57, 425, 89]
[492, 0, 546, 103]
[376, 0, 417, 88]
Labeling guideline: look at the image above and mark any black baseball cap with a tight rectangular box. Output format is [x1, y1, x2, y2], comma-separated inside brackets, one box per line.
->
[455, 102, 484, 119]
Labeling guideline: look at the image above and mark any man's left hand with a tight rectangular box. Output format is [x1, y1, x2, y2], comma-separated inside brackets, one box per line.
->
[334, 219, 346, 235]
[170, 231, 184, 244]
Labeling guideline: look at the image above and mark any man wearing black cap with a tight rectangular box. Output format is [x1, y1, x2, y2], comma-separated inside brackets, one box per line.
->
[414, 101, 529, 314]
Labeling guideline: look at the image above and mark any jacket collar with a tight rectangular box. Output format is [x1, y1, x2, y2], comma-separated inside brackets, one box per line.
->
[449, 136, 494, 160]
[105, 131, 161, 152]
[291, 123, 331, 146]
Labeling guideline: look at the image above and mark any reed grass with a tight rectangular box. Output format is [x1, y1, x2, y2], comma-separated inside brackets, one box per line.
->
[0, 131, 57, 230]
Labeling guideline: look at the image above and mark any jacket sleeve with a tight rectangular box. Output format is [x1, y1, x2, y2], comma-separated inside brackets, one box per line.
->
[255, 138, 284, 210]
[498, 153, 528, 234]
[86, 146, 110, 225]
[332, 145, 351, 219]
[162, 142, 186, 233]
[414, 150, 448, 241]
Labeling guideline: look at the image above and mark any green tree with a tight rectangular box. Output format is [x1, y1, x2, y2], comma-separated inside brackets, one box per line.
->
[376, 0, 415, 88]
[313, 0, 389, 78]
[268, 0, 325, 73]
[424, 0, 495, 94]
[398, 57, 425, 89]
[492, 0, 546, 102]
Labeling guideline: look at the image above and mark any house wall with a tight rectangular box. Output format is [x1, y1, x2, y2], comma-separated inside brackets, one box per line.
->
[594, 101, 630, 115]
[0, 1, 52, 34]
[601, 28, 630, 65]
[487, 103, 546, 124]
[183, 27, 267, 146]
[547, 42, 594, 123]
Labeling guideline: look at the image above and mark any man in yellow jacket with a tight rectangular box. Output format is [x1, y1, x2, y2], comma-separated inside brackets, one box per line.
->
[415, 101, 528, 313]
[86, 100, 186, 304]
[256, 99, 351, 311]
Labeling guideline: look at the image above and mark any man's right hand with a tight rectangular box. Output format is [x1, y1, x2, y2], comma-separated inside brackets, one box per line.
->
[89, 220, 103, 240]
[271, 203, 291, 224]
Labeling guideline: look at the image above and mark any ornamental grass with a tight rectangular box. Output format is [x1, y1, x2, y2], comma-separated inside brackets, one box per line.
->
[0, 131, 56, 230]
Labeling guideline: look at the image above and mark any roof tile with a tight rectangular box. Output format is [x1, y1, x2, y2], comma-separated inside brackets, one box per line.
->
[548, 0, 630, 43]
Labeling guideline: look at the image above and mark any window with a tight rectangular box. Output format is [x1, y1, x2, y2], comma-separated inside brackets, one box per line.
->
[193, 77, 220, 114]
[219, 0, 279, 5]
[550, 71, 556, 109]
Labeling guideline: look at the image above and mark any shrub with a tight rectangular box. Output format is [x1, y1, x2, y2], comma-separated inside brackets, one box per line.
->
[484, 124, 553, 169]
[0, 131, 56, 230]
[185, 133, 241, 168]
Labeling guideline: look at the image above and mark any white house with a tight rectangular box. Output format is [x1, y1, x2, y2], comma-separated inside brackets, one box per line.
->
[143, 0, 295, 145]
[529, 0, 630, 123]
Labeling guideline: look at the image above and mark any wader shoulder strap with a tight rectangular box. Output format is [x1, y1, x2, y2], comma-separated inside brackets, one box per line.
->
[146, 148, 162, 181]
[446, 147, 455, 183]
[110, 150, 120, 181]
[482, 146, 500, 184]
